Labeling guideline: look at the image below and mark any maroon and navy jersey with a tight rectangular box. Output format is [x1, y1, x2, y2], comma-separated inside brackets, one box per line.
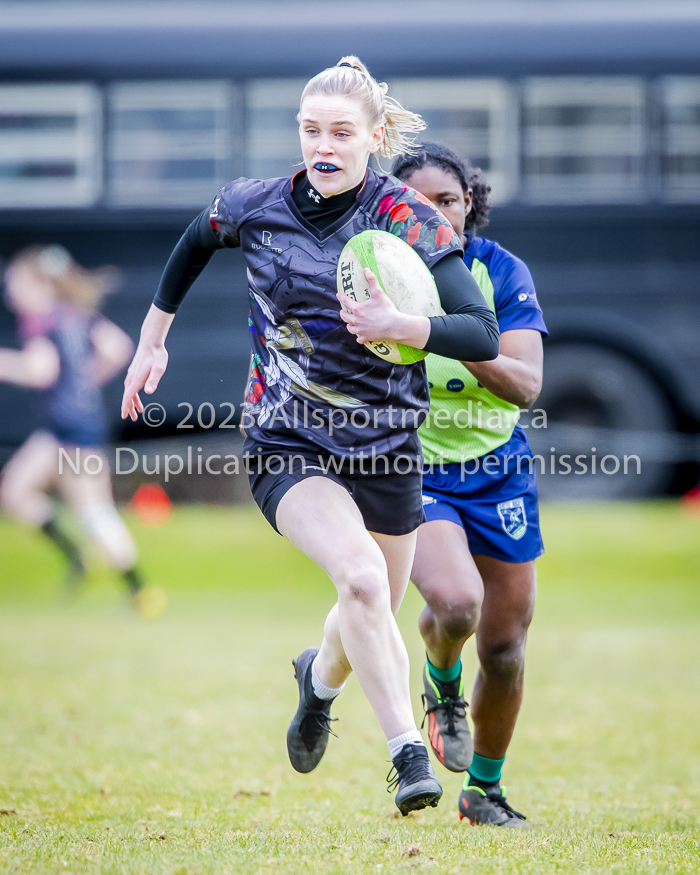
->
[20, 305, 106, 445]
[208, 167, 462, 458]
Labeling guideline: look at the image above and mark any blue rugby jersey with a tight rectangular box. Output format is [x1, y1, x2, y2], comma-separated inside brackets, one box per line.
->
[464, 236, 547, 336]
[420, 235, 548, 464]
[207, 167, 464, 458]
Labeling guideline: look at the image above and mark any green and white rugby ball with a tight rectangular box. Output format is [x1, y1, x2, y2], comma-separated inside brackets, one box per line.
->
[337, 229, 440, 365]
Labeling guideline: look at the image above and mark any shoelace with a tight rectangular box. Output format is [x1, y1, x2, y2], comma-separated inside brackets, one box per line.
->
[421, 693, 468, 736]
[488, 791, 527, 821]
[299, 710, 338, 748]
[386, 746, 431, 794]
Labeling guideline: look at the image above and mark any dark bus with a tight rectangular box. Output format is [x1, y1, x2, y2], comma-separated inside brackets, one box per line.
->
[1, 1, 699, 498]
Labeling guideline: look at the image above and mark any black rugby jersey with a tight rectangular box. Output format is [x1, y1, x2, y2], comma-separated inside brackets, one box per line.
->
[211, 168, 469, 457]
[154, 167, 498, 458]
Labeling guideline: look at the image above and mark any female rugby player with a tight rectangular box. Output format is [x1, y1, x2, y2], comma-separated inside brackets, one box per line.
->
[0, 245, 145, 600]
[121, 58, 499, 815]
[394, 143, 547, 827]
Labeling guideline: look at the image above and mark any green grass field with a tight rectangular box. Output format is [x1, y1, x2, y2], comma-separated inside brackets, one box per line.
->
[0, 502, 699, 874]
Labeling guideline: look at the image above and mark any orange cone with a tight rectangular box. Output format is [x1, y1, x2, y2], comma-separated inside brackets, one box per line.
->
[129, 483, 172, 526]
[680, 485, 700, 518]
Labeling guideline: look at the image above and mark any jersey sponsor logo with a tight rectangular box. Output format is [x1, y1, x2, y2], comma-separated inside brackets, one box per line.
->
[518, 291, 537, 303]
[422, 494, 437, 506]
[497, 497, 527, 540]
[252, 230, 283, 254]
[446, 378, 465, 393]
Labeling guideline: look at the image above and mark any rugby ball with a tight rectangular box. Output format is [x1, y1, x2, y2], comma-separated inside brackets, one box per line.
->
[337, 230, 440, 365]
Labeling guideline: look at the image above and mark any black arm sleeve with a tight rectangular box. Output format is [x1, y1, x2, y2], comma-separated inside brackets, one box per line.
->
[425, 252, 500, 361]
[152, 209, 224, 314]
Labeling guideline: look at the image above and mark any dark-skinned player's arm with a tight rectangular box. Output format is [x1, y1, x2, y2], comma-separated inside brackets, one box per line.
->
[462, 329, 543, 409]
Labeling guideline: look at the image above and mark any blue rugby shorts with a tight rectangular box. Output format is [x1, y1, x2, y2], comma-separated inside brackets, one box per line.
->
[421, 425, 544, 564]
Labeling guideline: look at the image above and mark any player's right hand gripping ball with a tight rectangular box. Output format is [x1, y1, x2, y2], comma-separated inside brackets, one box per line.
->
[337, 230, 440, 365]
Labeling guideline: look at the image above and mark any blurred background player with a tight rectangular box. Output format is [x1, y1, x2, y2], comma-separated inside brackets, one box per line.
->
[394, 143, 547, 827]
[0, 245, 145, 602]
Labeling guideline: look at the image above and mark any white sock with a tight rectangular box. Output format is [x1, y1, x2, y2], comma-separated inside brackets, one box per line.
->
[387, 730, 425, 760]
[311, 660, 345, 701]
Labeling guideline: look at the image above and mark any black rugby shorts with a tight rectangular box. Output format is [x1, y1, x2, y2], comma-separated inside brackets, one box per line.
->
[247, 437, 425, 537]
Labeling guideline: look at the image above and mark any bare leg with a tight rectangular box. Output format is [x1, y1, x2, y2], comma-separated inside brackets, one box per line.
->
[0, 431, 58, 525]
[470, 555, 537, 759]
[314, 526, 417, 688]
[59, 452, 138, 571]
[411, 519, 483, 669]
[276, 476, 418, 741]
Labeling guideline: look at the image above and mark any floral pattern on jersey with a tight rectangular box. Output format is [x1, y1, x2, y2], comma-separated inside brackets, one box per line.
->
[246, 352, 265, 406]
[373, 185, 461, 261]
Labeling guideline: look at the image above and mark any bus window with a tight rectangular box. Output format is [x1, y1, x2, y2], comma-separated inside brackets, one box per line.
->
[108, 81, 240, 207]
[0, 84, 101, 209]
[661, 77, 700, 203]
[246, 80, 306, 180]
[388, 79, 517, 204]
[523, 77, 645, 203]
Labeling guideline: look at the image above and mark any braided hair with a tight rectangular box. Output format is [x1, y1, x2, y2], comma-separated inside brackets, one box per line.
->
[392, 141, 491, 232]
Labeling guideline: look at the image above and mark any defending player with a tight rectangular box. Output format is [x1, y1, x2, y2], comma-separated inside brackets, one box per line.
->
[121, 58, 499, 814]
[394, 143, 547, 827]
[0, 245, 145, 600]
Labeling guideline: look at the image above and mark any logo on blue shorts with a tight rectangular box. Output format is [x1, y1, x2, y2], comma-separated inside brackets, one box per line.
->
[497, 498, 527, 540]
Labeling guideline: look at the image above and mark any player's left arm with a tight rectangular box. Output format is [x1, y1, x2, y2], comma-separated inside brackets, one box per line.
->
[90, 318, 136, 386]
[462, 328, 543, 408]
[346, 189, 498, 360]
[337, 253, 499, 361]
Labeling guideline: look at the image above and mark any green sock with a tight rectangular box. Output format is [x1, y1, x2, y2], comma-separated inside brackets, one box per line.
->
[426, 656, 462, 684]
[468, 753, 505, 786]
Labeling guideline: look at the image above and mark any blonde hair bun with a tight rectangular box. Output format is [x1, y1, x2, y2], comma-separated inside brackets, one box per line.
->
[336, 56, 369, 74]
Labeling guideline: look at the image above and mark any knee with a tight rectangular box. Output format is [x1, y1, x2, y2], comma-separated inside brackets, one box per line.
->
[427, 591, 481, 641]
[478, 635, 527, 684]
[336, 562, 388, 610]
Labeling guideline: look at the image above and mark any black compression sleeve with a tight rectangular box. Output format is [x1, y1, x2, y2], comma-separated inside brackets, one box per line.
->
[425, 252, 500, 361]
[153, 209, 224, 314]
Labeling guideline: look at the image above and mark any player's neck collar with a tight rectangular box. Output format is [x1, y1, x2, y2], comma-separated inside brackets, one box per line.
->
[297, 173, 364, 211]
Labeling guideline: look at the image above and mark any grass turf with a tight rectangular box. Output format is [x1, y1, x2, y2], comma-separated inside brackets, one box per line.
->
[0, 501, 698, 874]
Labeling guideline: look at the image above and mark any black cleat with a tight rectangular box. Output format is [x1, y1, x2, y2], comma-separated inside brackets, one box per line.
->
[458, 782, 532, 828]
[387, 743, 443, 816]
[287, 647, 337, 773]
[421, 662, 472, 772]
